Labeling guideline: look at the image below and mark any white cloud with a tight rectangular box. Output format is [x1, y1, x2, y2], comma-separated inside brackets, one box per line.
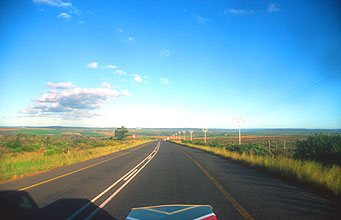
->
[160, 78, 169, 85]
[33, 0, 72, 7]
[224, 9, 255, 15]
[102, 65, 117, 69]
[58, 12, 71, 18]
[195, 16, 211, 24]
[120, 90, 132, 96]
[116, 28, 123, 32]
[46, 82, 75, 89]
[160, 50, 172, 57]
[114, 70, 126, 75]
[21, 83, 123, 119]
[134, 75, 143, 83]
[86, 62, 98, 69]
[79, 20, 85, 24]
[101, 82, 112, 89]
[70, 8, 82, 16]
[121, 37, 135, 43]
[268, 3, 280, 13]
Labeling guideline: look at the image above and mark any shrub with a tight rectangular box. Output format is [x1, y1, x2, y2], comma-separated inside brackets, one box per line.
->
[21, 144, 40, 152]
[44, 147, 64, 156]
[9, 139, 22, 149]
[93, 142, 106, 148]
[226, 143, 272, 156]
[294, 134, 341, 165]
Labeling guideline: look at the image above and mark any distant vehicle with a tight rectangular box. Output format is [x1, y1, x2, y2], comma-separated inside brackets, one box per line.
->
[126, 204, 218, 220]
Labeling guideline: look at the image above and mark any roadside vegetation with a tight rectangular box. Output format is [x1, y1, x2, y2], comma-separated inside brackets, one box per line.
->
[173, 134, 341, 197]
[0, 132, 152, 183]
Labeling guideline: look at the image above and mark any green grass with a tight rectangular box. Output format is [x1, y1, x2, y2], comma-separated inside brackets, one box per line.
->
[0, 140, 150, 182]
[172, 140, 341, 197]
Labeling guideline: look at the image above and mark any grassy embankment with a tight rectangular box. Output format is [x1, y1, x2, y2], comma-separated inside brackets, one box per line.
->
[171, 140, 341, 197]
[0, 139, 151, 183]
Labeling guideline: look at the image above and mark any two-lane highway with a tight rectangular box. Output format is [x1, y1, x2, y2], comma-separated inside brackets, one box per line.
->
[0, 140, 336, 220]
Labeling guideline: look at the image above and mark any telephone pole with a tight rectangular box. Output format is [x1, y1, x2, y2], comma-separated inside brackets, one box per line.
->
[202, 128, 208, 143]
[233, 118, 244, 145]
[189, 130, 194, 141]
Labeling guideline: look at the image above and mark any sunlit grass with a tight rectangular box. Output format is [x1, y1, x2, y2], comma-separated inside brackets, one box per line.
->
[0, 140, 150, 182]
[173, 141, 341, 196]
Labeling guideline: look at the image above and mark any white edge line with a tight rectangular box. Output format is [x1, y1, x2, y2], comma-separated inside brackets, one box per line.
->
[123, 169, 138, 181]
[66, 141, 160, 220]
[100, 144, 159, 209]
[85, 142, 160, 220]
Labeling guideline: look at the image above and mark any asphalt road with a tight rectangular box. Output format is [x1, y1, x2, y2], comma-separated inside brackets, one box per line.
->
[0, 140, 337, 220]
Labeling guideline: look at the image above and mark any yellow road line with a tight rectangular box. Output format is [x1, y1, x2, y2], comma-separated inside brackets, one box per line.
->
[178, 147, 255, 220]
[18, 142, 151, 191]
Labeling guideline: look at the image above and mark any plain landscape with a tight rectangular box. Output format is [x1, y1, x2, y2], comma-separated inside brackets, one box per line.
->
[1, 1, 340, 219]
[1, 127, 340, 195]
[0, 126, 340, 219]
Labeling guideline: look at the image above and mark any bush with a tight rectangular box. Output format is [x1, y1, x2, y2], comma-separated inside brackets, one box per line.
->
[180, 139, 272, 156]
[294, 134, 341, 165]
[21, 144, 40, 152]
[208, 140, 221, 147]
[8, 139, 22, 149]
[44, 147, 64, 156]
[226, 143, 272, 156]
[93, 142, 105, 148]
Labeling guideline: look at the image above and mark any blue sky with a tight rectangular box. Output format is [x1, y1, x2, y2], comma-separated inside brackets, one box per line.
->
[0, 0, 340, 128]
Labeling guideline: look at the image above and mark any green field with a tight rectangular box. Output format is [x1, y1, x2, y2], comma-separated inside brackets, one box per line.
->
[1, 127, 340, 138]
[0, 130, 152, 182]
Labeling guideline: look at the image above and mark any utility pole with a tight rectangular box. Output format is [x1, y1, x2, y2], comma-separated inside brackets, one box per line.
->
[202, 128, 208, 143]
[179, 131, 181, 140]
[233, 117, 244, 145]
[182, 131, 186, 140]
[189, 130, 194, 141]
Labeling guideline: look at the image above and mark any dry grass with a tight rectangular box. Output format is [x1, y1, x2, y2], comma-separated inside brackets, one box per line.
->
[0, 140, 150, 182]
[173, 141, 341, 196]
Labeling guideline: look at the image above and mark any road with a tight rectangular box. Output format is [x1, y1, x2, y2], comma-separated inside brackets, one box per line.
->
[0, 140, 337, 220]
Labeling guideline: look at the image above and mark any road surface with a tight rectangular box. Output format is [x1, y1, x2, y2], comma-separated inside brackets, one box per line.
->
[0, 140, 337, 219]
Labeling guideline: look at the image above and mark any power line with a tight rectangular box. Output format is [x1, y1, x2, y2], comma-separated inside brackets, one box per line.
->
[246, 64, 341, 117]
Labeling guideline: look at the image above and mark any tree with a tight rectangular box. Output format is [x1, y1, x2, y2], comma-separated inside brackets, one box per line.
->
[115, 126, 129, 140]
[294, 134, 341, 165]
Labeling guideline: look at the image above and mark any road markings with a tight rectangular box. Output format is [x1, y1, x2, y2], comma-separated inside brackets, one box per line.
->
[67, 141, 160, 220]
[18, 142, 151, 192]
[178, 147, 255, 220]
[123, 169, 138, 181]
